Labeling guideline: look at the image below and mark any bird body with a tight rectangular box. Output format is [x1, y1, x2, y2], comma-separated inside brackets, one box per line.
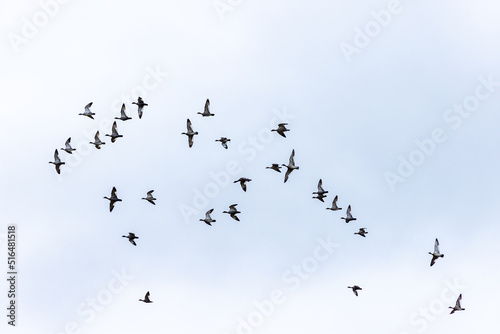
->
[103, 187, 122, 212]
[49, 149, 65, 174]
[266, 164, 282, 173]
[215, 137, 231, 149]
[122, 232, 138, 246]
[223, 204, 241, 221]
[271, 123, 289, 138]
[132, 97, 148, 119]
[139, 291, 152, 303]
[141, 190, 156, 205]
[115, 104, 132, 121]
[234, 177, 252, 192]
[313, 193, 327, 202]
[326, 195, 342, 211]
[348, 285, 362, 296]
[79, 102, 95, 119]
[61, 137, 76, 154]
[429, 238, 444, 266]
[105, 121, 123, 143]
[355, 228, 368, 237]
[181, 119, 198, 148]
[200, 209, 216, 226]
[89, 131, 105, 149]
[449, 294, 464, 314]
[197, 99, 214, 116]
[341, 205, 356, 223]
[283, 149, 299, 183]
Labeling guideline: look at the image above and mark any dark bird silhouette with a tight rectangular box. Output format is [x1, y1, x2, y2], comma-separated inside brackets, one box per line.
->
[103, 187, 122, 212]
[181, 119, 198, 148]
[234, 177, 252, 192]
[348, 285, 362, 296]
[132, 97, 148, 119]
[271, 123, 289, 138]
[139, 291, 152, 303]
[49, 149, 65, 174]
[122, 232, 138, 246]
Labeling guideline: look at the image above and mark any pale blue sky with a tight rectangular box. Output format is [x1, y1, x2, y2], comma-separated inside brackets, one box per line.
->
[2, 0, 500, 333]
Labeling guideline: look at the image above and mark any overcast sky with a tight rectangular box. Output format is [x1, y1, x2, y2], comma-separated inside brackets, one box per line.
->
[2, 0, 500, 333]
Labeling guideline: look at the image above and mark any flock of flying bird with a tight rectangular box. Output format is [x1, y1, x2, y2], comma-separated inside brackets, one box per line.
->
[48, 98, 465, 313]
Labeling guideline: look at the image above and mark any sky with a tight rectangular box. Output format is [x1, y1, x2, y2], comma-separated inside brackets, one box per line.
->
[2, 0, 500, 333]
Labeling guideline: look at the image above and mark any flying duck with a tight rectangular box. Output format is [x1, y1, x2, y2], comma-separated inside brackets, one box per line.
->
[105, 121, 123, 143]
[197, 99, 214, 116]
[449, 294, 465, 314]
[326, 195, 342, 211]
[132, 97, 148, 119]
[122, 232, 138, 246]
[341, 205, 356, 223]
[234, 177, 252, 192]
[103, 186, 122, 212]
[89, 131, 105, 149]
[271, 123, 289, 138]
[139, 291, 152, 303]
[348, 285, 362, 296]
[61, 137, 76, 154]
[181, 119, 198, 148]
[215, 137, 231, 149]
[223, 204, 240, 221]
[200, 209, 216, 226]
[78, 102, 95, 119]
[48, 149, 65, 174]
[429, 238, 444, 266]
[313, 179, 328, 202]
[114, 103, 132, 121]
[266, 164, 282, 173]
[141, 190, 156, 205]
[313, 179, 328, 196]
[313, 193, 327, 202]
[282, 149, 299, 183]
[354, 228, 368, 237]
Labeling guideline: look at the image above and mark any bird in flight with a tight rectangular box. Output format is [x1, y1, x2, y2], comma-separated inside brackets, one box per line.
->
[139, 291, 153, 303]
[132, 97, 148, 119]
[354, 228, 368, 237]
[449, 294, 465, 314]
[313, 179, 328, 202]
[182, 119, 198, 148]
[141, 190, 156, 205]
[105, 121, 123, 143]
[428, 238, 444, 266]
[348, 285, 362, 296]
[271, 123, 289, 138]
[103, 187, 122, 212]
[49, 149, 65, 174]
[122, 232, 139, 246]
[283, 149, 299, 183]
[89, 131, 105, 149]
[197, 99, 214, 117]
[341, 205, 356, 223]
[234, 177, 252, 192]
[326, 195, 342, 211]
[215, 137, 231, 149]
[115, 103, 132, 121]
[200, 209, 216, 226]
[79, 102, 95, 119]
[61, 137, 76, 154]
[223, 204, 241, 221]
[266, 164, 282, 173]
